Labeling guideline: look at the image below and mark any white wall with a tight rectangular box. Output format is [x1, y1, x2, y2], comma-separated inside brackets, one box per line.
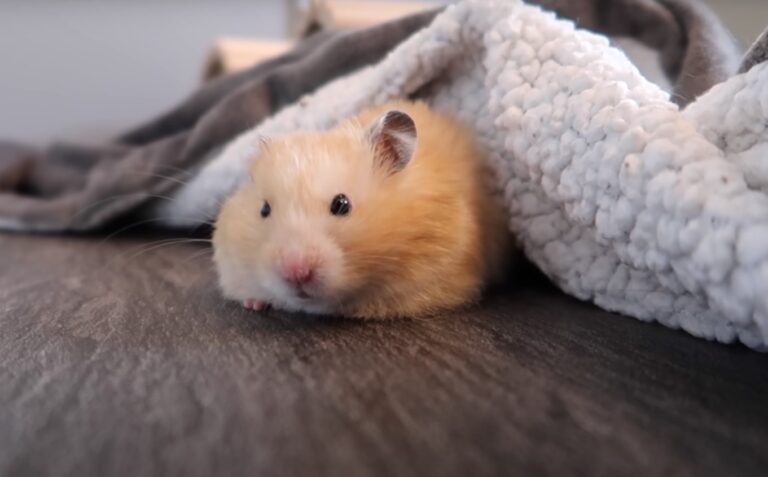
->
[0, 0, 286, 143]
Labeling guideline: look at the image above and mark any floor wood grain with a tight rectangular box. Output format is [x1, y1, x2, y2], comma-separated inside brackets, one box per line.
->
[1, 231, 767, 477]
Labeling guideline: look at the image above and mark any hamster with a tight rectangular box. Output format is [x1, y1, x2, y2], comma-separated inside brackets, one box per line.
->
[212, 100, 513, 319]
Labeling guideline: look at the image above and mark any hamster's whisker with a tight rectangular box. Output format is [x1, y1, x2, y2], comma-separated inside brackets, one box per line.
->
[95, 217, 183, 248]
[71, 193, 140, 219]
[72, 237, 214, 284]
[128, 171, 192, 188]
[140, 192, 225, 219]
[72, 192, 224, 225]
[178, 248, 215, 267]
[73, 193, 165, 219]
[153, 163, 198, 177]
[85, 201, 216, 256]
[116, 238, 212, 263]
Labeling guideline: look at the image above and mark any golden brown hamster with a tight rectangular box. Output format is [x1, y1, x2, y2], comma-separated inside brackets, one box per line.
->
[213, 100, 513, 318]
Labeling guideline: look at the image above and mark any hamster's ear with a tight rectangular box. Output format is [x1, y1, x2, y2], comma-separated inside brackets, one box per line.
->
[367, 110, 417, 173]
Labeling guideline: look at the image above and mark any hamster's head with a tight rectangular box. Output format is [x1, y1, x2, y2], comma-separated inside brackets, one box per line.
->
[213, 110, 423, 316]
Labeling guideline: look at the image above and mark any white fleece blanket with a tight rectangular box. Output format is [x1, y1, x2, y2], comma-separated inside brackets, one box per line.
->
[155, 0, 768, 350]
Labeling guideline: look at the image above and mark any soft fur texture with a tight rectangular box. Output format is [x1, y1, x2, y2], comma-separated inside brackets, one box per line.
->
[161, 0, 768, 350]
[213, 101, 511, 318]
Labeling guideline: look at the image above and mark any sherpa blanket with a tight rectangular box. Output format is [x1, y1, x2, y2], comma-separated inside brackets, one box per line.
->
[4, 0, 768, 349]
[0, 0, 738, 231]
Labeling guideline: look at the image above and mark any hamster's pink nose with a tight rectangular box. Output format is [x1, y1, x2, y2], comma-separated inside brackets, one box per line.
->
[282, 262, 315, 288]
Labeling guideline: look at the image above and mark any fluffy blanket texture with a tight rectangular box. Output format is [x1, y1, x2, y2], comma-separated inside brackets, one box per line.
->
[4, 0, 768, 349]
[159, 1, 768, 350]
[0, 0, 738, 231]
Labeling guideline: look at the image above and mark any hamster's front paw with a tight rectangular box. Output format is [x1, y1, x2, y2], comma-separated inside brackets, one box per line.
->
[243, 298, 270, 312]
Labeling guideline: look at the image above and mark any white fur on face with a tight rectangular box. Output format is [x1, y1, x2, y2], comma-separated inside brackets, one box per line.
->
[215, 131, 375, 315]
[215, 219, 346, 314]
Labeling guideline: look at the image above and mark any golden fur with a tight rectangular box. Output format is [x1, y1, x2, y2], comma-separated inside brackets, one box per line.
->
[213, 100, 513, 319]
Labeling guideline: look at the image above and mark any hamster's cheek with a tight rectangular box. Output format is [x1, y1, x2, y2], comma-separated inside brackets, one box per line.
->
[324, 262, 359, 303]
[316, 243, 348, 292]
[217, 265, 254, 302]
[213, 251, 266, 303]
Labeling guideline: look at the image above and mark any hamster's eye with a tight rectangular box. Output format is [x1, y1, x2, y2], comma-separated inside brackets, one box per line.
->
[260, 200, 271, 218]
[330, 194, 351, 216]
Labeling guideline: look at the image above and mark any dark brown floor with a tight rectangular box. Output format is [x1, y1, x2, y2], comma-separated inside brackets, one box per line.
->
[1, 230, 767, 477]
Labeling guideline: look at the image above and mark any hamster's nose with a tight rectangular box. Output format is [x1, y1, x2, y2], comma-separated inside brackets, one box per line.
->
[282, 262, 315, 288]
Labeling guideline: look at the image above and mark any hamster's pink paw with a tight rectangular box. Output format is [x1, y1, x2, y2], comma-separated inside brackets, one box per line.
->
[243, 298, 269, 311]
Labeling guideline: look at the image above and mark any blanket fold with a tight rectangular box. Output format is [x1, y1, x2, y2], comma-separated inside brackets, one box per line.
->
[538, 0, 740, 105]
[0, 10, 439, 230]
[0, 0, 741, 232]
[740, 25, 768, 74]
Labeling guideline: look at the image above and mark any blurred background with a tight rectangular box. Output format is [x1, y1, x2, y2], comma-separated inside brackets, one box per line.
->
[0, 0, 766, 144]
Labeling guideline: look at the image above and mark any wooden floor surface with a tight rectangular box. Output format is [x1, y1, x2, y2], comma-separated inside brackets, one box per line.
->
[1, 231, 767, 477]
